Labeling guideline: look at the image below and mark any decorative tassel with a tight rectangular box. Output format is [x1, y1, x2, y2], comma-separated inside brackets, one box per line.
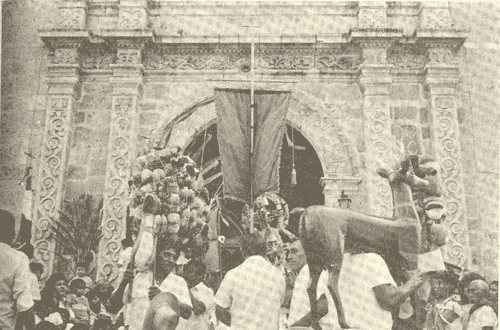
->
[291, 166, 297, 187]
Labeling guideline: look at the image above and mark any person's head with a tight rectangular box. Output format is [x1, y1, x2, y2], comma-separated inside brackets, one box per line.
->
[489, 280, 498, 300]
[70, 278, 87, 297]
[156, 237, 181, 276]
[0, 209, 16, 244]
[430, 270, 458, 299]
[35, 321, 60, 330]
[241, 232, 267, 258]
[86, 288, 100, 305]
[459, 272, 486, 304]
[76, 262, 87, 277]
[30, 262, 44, 281]
[286, 238, 307, 273]
[44, 273, 68, 300]
[468, 279, 490, 304]
[96, 281, 114, 305]
[183, 260, 206, 288]
[121, 237, 133, 249]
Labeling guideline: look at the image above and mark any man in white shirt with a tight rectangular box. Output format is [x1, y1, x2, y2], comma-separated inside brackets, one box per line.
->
[465, 280, 497, 330]
[288, 238, 424, 330]
[0, 209, 34, 330]
[215, 232, 286, 330]
[178, 260, 215, 330]
[287, 239, 335, 329]
[145, 237, 193, 330]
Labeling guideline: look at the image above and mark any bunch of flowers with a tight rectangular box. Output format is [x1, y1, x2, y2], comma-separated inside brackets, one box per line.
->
[129, 147, 210, 260]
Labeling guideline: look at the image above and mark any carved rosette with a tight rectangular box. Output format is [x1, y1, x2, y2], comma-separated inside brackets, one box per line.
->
[419, 3, 452, 30]
[59, 8, 86, 30]
[33, 97, 73, 278]
[358, 8, 386, 29]
[52, 48, 79, 65]
[117, 48, 142, 65]
[430, 97, 469, 267]
[119, 7, 148, 30]
[98, 96, 138, 284]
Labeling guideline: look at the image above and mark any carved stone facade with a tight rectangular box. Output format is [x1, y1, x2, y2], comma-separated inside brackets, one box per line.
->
[16, 1, 494, 281]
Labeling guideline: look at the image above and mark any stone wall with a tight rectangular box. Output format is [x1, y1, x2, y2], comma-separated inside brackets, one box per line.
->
[1, 1, 498, 281]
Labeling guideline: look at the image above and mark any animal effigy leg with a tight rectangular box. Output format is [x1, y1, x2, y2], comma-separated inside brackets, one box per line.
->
[327, 265, 350, 329]
[307, 266, 322, 330]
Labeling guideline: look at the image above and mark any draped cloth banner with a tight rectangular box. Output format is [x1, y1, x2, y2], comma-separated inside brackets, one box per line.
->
[215, 88, 291, 204]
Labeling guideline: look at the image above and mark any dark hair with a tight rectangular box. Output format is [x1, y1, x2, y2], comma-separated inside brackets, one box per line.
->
[30, 262, 44, 274]
[241, 232, 267, 257]
[490, 280, 498, 287]
[35, 321, 60, 330]
[156, 237, 181, 258]
[70, 278, 86, 289]
[121, 237, 133, 248]
[0, 209, 16, 244]
[185, 260, 206, 276]
[76, 262, 87, 269]
[44, 273, 67, 291]
[459, 272, 486, 303]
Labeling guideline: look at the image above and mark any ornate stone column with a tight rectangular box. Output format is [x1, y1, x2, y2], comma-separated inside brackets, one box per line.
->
[97, 39, 144, 284]
[358, 40, 395, 218]
[423, 41, 470, 269]
[321, 177, 362, 208]
[33, 36, 84, 278]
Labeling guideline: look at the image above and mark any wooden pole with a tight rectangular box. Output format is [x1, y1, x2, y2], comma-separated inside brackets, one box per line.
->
[249, 18, 255, 233]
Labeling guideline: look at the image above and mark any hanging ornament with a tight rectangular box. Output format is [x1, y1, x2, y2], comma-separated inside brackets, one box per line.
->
[290, 126, 297, 187]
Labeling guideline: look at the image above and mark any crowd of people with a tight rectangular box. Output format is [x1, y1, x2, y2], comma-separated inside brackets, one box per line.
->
[1, 208, 498, 330]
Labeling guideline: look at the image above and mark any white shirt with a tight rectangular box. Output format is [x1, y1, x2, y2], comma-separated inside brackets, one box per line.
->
[215, 255, 286, 330]
[159, 272, 193, 308]
[0, 242, 34, 330]
[118, 247, 133, 271]
[177, 282, 215, 330]
[288, 265, 336, 329]
[337, 253, 396, 330]
[466, 305, 497, 330]
[29, 272, 41, 301]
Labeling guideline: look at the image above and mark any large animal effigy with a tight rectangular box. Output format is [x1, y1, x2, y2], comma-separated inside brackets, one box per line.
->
[299, 154, 447, 330]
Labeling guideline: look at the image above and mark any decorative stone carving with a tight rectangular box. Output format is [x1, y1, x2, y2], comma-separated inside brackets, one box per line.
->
[98, 96, 138, 284]
[387, 46, 427, 70]
[52, 48, 79, 65]
[117, 49, 142, 64]
[33, 97, 72, 279]
[119, 8, 147, 30]
[144, 48, 248, 70]
[359, 9, 386, 29]
[258, 54, 315, 70]
[81, 46, 113, 70]
[59, 8, 86, 30]
[421, 10, 451, 30]
[316, 54, 362, 71]
[427, 48, 454, 65]
[431, 97, 468, 267]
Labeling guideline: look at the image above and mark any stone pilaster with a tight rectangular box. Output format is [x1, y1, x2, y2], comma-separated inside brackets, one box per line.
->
[423, 43, 470, 269]
[321, 177, 362, 208]
[97, 40, 144, 285]
[359, 42, 395, 218]
[32, 38, 83, 279]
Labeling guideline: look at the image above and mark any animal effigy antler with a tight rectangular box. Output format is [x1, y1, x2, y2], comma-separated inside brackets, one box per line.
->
[298, 154, 446, 330]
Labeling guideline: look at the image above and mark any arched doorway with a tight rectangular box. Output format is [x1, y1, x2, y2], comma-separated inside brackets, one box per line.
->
[184, 122, 324, 239]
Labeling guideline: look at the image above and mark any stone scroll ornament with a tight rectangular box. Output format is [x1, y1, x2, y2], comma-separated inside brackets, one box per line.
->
[124, 147, 210, 330]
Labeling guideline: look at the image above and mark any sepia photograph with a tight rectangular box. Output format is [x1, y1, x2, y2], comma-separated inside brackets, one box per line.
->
[0, 1, 498, 330]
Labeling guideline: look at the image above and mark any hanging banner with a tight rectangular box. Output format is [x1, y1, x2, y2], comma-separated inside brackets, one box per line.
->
[215, 88, 290, 204]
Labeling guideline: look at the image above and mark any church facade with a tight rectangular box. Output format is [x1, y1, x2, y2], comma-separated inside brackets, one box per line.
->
[1, 1, 498, 282]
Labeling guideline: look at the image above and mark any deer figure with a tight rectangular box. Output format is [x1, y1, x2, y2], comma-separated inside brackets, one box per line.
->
[299, 155, 439, 330]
